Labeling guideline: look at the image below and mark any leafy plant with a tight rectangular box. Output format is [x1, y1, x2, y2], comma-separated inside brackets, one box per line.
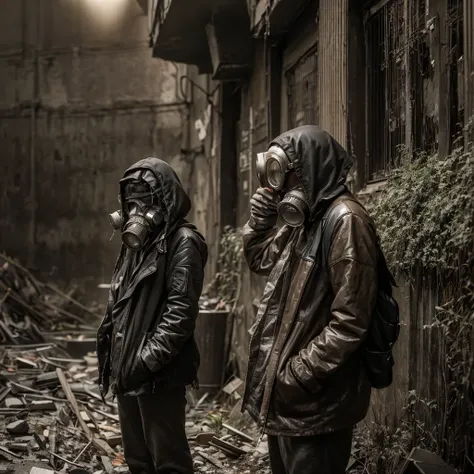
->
[350, 391, 438, 474]
[362, 135, 474, 471]
[365, 141, 474, 274]
[204, 226, 243, 309]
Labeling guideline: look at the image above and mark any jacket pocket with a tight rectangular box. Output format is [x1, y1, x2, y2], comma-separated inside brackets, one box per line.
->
[273, 361, 326, 418]
[121, 331, 152, 388]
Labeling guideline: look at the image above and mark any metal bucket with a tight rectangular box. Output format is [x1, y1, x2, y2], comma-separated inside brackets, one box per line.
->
[195, 310, 229, 392]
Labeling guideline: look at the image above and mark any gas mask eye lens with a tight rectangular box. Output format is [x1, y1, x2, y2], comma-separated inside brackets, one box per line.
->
[266, 158, 285, 190]
[256, 152, 269, 188]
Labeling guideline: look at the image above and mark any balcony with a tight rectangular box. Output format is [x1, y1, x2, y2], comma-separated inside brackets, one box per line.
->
[250, 0, 313, 35]
[150, 0, 251, 79]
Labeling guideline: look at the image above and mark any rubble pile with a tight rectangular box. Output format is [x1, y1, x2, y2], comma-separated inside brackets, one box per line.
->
[0, 343, 270, 474]
[0, 254, 271, 473]
[0, 254, 101, 346]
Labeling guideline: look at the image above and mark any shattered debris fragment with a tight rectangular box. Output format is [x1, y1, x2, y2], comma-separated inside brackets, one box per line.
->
[6, 419, 29, 435]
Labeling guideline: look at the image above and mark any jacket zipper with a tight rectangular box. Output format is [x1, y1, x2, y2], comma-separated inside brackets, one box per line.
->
[113, 265, 158, 391]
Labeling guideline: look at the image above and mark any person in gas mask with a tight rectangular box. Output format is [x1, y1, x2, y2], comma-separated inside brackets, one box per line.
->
[242, 126, 378, 474]
[96, 158, 208, 474]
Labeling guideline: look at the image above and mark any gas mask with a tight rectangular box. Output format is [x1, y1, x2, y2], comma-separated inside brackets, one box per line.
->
[256, 146, 308, 227]
[108, 180, 164, 251]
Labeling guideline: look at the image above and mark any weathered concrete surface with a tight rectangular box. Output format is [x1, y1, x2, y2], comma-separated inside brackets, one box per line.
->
[0, 0, 217, 301]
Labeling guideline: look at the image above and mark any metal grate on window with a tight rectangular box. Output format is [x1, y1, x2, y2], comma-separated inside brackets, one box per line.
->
[409, 0, 437, 154]
[286, 48, 319, 130]
[365, 0, 406, 181]
[447, 0, 464, 144]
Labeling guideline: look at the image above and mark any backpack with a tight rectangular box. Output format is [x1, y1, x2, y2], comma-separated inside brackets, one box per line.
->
[321, 198, 401, 389]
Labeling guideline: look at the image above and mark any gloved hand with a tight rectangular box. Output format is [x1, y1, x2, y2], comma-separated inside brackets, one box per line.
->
[249, 188, 280, 230]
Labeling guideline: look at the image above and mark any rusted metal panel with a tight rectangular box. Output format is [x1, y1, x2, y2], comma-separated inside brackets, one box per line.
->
[318, 0, 348, 148]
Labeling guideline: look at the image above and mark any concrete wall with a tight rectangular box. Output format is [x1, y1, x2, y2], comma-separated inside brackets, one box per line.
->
[0, 0, 218, 301]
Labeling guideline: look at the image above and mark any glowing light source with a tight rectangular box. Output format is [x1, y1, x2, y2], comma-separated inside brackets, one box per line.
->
[82, 0, 130, 29]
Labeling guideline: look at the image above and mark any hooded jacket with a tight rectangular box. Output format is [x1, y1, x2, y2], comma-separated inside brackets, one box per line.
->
[97, 158, 208, 398]
[242, 126, 378, 436]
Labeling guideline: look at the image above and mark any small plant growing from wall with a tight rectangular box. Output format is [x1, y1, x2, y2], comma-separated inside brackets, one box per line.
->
[201, 226, 243, 311]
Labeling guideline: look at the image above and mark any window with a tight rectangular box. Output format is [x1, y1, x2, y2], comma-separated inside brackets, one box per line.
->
[286, 47, 319, 129]
[447, 0, 464, 144]
[365, 0, 406, 181]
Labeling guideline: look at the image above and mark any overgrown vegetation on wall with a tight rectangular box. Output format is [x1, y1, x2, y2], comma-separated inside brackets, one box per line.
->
[358, 141, 474, 472]
[203, 226, 243, 310]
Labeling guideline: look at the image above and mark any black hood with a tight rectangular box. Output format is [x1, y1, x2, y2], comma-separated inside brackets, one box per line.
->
[270, 126, 353, 222]
[119, 157, 191, 245]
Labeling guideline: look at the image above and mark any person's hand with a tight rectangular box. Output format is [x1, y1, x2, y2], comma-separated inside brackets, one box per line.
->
[125, 352, 151, 390]
[249, 188, 280, 229]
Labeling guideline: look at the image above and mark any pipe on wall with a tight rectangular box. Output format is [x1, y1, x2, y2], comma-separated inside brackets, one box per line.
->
[29, 0, 42, 268]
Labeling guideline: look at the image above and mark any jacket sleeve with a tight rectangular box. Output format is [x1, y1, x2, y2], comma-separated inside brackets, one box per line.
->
[290, 213, 378, 389]
[140, 235, 205, 373]
[243, 221, 294, 276]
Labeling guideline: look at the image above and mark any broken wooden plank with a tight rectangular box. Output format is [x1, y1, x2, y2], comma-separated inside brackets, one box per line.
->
[6, 420, 29, 435]
[56, 368, 115, 456]
[0, 387, 11, 405]
[222, 423, 254, 443]
[35, 371, 59, 388]
[43, 282, 101, 320]
[210, 436, 246, 457]
[30, 468, 55, 474]
[196, 450, 225, 469]
[29, 400, 56, 411]
[5, 397, 24, 409]
[222, 377, 243, 395]
[0, 444, 22, 459]
[72, 440, 92, 464]
[101, 455, 114, 474]
[85, 403, 120, 422]
[16, 357, 38, 369]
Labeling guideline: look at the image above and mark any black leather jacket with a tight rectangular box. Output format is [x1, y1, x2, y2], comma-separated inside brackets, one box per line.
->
[97, 158, 208, 398]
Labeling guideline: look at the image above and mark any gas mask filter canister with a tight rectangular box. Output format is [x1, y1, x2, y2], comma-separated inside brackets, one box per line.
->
[108, 205, 163, 251]
[277, 187, 309, 227]
[122, 206, 163, 250]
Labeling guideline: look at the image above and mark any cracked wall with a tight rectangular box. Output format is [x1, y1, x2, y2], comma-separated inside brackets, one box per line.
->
[0, 0, 202, 301]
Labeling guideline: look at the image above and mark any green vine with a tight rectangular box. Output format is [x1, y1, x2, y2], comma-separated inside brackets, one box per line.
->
[366, 141, 473, 274]
[203, 226, 243, 310]
[362, 139, 474, 471]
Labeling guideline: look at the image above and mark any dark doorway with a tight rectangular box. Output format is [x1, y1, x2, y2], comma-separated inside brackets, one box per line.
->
[220, 82, 241, 229]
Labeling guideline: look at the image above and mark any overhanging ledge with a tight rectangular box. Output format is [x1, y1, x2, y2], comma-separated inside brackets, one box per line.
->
[150, 0, 252, 79]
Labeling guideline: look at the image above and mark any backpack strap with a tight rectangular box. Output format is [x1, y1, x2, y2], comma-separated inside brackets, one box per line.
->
[304, 196, 358, 262]
[319, 196, 396, 293]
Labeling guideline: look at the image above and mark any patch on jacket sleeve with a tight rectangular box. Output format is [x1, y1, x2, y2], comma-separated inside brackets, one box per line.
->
[170, 267, 189, 295]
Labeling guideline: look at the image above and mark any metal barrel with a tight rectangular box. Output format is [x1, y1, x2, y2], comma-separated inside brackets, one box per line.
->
[195, 310, 229, 392]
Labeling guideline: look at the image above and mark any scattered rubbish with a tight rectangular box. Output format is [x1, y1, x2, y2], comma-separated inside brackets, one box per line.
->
[0, 253, 270, 473]
[0, 253, 100, 346]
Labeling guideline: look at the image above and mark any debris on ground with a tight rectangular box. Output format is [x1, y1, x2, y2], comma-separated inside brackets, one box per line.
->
[0, 254, 270, 472]
[0, 344, 270, 473]
[0, 253, 101, 346]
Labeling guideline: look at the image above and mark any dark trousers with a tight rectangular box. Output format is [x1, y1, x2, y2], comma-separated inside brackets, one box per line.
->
[117, 387, 193, 474]
[267, 427, 353, 474]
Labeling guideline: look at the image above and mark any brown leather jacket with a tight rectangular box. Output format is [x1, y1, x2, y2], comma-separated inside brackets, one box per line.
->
[241, 126, 378, 436]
